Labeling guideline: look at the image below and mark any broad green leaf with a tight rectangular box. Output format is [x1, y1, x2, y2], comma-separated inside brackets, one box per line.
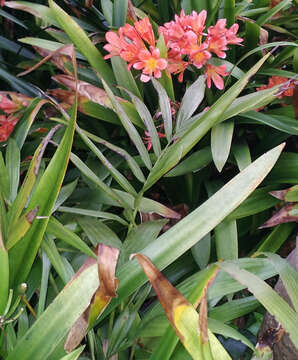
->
[238, 111, 298, 136]
[18, 38, 85, 60]
[48, 0, 115, 88]
[191, 233, 211, 269]
[118, 220, 167, 267]
[226, 185, 280, 221]
[211, 121, 234, 172]
[144, 53, 271, 191]
[77, 217, 122, 249]
[209, 296, 259, 323]
[176, 85, 280, 139]
[264, 253, 298, 312]
[232, 140, 251, 171]
[113, 0, 128, 27]
[101, 0, 113, 25]
[46, 217, 95, 259]
[165, 147, 212, 177]
[152, 78, 172, 142]
[255, 223, 295, 254]
[6, 261, 99, 360]
[175, 75, 205, 130]
[265, 152, 298, 184]
[101, 78, 152, 170]
[111, 56, 142, 99]
[208, 318, 254, 351]
[60, 346, 85, 360]
[8, 100, 77, 287]
[215, 220, 238, 261]
[219, 261, 298, 348]
[102, 144, 284, 317]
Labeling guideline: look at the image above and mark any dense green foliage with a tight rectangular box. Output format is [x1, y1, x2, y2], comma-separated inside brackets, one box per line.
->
[0, 0, 297, 359]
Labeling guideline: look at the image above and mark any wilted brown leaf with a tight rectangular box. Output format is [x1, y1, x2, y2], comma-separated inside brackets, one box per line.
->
[259, 203, 298, 228]
[64, 243, 119, 353]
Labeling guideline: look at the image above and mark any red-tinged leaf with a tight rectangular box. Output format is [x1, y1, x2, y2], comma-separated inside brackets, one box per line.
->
[260, 203, 298, 228]
[52, 75, 115, 108]
[64, 243, 119, 353]
[18, 44, 75, 77]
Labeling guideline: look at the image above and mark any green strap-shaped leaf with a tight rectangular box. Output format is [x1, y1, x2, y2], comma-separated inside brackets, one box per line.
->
[143, 53, 271, 191]
[152, 78, 172, 142]
[6, 263, 98, 360]
[8, 101, 77, 287]
[101, 78, 152, 170]
[124, 88, 162, 157]
[77, 126, 137, 196]
[211, 121, 234, 172]
[0, 228, 9, 315]
[48, 0, 115, 88]
[46, 217, 95, 259]
[175, 75, 205, 131]
[219, 261, 298, 348]
[104, 144, 284, 317]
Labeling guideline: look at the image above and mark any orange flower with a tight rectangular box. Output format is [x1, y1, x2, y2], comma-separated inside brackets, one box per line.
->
[205, 64, 229, 90]
[0, 114, 19, 142]
[257, 76, 295, 99]
[103, 31, 122, 59]
[189, 43, 211, 69]
[0, 94, 19, 114]
[133, 47, 167, 82]
[134, 17, 155, 47]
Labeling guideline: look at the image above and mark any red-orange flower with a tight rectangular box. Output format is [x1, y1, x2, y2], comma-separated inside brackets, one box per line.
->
[103, 31, 122, 59]
[205, 64, 229, 90]
[0, 114, 19, 142]
[134, 17, 155, 47]
[0, 94, 19, 114]
[133, 47, 167, 82]
[257, 76, 295, 99]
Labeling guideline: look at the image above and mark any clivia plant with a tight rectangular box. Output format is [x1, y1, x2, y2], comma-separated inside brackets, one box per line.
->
[0, 0, 297, 359]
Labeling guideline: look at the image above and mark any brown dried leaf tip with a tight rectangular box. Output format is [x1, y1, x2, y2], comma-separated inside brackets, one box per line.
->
[64, 243, 119, 353]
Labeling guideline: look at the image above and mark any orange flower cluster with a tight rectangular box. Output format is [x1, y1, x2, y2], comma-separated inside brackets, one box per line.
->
[104, 10, 243, 89]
